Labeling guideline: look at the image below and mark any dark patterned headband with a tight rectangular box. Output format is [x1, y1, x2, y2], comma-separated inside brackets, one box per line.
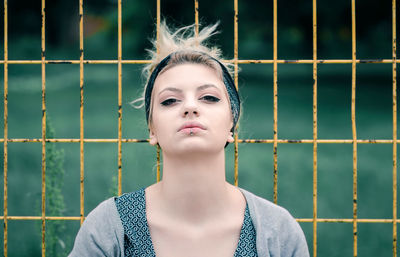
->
[144, 51, 240, 133]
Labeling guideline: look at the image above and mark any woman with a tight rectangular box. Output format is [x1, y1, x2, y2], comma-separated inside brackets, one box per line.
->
[69, 22, 309, 257]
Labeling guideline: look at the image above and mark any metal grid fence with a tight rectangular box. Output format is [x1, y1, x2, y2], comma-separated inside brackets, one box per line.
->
[1, 0, 398, 256]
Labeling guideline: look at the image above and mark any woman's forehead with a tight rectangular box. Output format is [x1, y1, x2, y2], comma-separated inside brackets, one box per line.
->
[153, 63, 225, 93]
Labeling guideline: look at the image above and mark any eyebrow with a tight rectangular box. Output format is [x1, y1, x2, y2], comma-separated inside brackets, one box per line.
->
[158, 84, 221, 95]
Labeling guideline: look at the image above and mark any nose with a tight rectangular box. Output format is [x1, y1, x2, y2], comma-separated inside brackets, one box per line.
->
[182, 99, 199, 117]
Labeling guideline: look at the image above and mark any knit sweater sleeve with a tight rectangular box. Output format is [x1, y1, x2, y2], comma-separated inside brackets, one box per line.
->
[239, 187, 310, 257]
[275, 208, 310, 257]
[68, 198, 124, 257]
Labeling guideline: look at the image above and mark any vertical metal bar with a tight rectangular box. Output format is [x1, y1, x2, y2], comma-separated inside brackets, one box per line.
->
[392, 0, 397, 256]
[272, 0, 278, 204]
[194, 0, 199, 36]
[351, 0, 358, 256]
[234, 0, 239, 186]
[3, 0, 8, 255]
[312, 0, 318, 256]
[117, 0, 122, 196]
[156, 0, 161, 182]
[41, 0, 46, 255]
[157, 146, 160, 182]
[156, 0, 160, 54]
[79, 0, 85, 225]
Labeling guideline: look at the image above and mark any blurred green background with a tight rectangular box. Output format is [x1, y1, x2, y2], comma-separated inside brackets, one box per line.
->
[0, 0, 398, 256]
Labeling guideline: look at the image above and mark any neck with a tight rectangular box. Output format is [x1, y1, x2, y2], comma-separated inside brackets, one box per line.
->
[155, 150, 235, 224]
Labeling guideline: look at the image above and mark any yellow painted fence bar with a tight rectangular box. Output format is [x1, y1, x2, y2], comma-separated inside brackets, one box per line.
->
[272, 0, 278, 205]
[312, 0, 318, 255]
[117, 0, 123, 196]
[2, 138, 400, 144]
[234, 0, 239, 187]
[3, 0, 8, 255]
[393, 0, 398, 256]
[156, 0, 161, 182]
[194, 0, 199, 36]
[351, 0, 358, 256]
[4, 59, 400, 65]
[40, 0, 47, 256]
[79, 0, 85, 227]
[0, 216, 399, 223]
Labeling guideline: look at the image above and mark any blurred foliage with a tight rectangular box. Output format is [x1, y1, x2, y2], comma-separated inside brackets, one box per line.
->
[45, 118, 68, 256]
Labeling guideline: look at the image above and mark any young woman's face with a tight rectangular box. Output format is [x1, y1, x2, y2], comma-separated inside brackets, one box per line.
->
[149, 63, 234, 156]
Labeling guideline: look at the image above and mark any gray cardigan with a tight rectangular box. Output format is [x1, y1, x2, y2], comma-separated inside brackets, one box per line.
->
[69, 187, 310, 257]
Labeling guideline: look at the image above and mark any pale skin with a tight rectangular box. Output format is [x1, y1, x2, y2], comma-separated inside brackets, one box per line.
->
[145, 63, 247, 257]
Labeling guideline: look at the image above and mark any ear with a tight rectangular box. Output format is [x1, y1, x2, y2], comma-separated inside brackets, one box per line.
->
[149, 128, 158, 145]
[227, 131, 234, 143]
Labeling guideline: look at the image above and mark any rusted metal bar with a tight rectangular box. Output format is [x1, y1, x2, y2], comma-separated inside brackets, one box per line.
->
[156, 145, 160, 182]
[194, 0, 199, 36]
[0, 215, 399, 223]
[1, 60, 150, 64]
[2, 138, 399, 144]
[236, 59, 397, 64]
[2, 216, 82, 220]
[312, 0, 318, 255]
[117, 0, 123, 196]
[297, 218, 399, 223]
[79, 0, 85, 226]
[234, 134, 239, 186]
[1, 138, 148, 143]
[155, 0, 161, 180]
[351, 1, 358, 256]
[3, 0, 8, 255]
[393, 0, 398, 256]
[5, 59, 400, 65]
[234, 0, 239, 186]
[239, 139, 396, 144]
[156, 0, 160, 54]
[41, 0, 47, 255]
[272, 0, 278, 204]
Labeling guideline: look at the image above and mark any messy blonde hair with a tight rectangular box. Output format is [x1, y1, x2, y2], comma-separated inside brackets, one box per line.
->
[132, 20, 233, 111]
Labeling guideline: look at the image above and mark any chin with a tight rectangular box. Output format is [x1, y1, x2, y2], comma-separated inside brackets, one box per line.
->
[166, 143, 224, 156]
[179, 145, 211, 154]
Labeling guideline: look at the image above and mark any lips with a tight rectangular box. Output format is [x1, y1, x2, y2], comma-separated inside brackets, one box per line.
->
[178, 122, 206, 132]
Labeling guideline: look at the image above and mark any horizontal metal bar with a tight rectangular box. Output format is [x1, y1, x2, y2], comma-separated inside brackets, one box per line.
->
[0, 138, 149, 143]
[0, 59, 398, 65]
[239, 139, 395, 144]
[297, 218, 396, 223]
[1, 216, 81, 220]
[0, 216, 396, 223]
[0, 60, 151, 64]
[237, 59, 395, 64]
[0, 138, 397, 144]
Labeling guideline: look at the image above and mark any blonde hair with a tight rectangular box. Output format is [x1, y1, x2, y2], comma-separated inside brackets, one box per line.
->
[132, 21, 233, 110]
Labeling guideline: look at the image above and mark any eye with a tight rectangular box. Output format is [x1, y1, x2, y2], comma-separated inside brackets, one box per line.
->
[160, 98, 179, 106]
[200, 95, 220, 103]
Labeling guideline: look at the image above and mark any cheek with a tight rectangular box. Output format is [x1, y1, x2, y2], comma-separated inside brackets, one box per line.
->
[151, 109, 172, 138]
[211, 106, 233, 131]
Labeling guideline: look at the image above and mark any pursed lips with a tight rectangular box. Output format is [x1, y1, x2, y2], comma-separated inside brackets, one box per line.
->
[178, 122, 206, 132]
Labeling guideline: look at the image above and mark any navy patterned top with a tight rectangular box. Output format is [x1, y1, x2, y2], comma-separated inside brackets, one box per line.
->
[115, 188, 257, 257]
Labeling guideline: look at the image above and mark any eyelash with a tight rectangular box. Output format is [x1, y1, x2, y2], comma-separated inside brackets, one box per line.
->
[200, 95, 220, 102]
[160, 98, 178, 106]
[160, 95, 220, 106]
